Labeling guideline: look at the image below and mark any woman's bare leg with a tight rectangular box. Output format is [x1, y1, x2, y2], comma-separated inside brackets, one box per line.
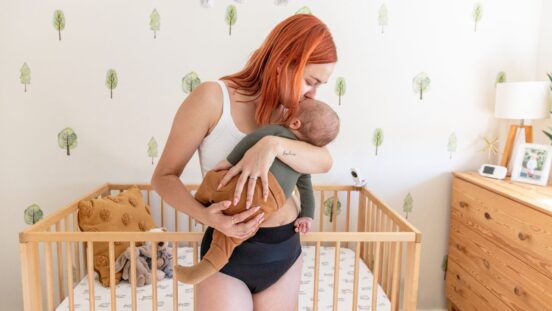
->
[195, 272, 253, 311]
[252, 253, 303, 311]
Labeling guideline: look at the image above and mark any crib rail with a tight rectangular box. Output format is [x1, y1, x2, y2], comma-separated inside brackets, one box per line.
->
[20, 183, 421, 311]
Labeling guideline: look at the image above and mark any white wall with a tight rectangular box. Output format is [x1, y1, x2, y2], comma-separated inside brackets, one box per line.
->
[0, 0, 546, 309]
[534, 0, 552, 142]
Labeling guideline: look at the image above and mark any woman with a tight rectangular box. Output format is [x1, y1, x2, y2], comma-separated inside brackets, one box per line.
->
[151, 14, 337, 311]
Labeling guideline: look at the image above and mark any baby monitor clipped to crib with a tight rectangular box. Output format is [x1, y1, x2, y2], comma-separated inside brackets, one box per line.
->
[350, 168, 367, 187]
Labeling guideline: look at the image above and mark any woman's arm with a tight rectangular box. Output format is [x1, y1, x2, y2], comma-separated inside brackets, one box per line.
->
[151, 82, 262, 238]
[216, 135, 333, 210]
[271, 136, 333, 174]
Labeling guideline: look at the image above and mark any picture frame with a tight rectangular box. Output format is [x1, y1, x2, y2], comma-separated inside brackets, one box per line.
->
[511, 143, 552, 186]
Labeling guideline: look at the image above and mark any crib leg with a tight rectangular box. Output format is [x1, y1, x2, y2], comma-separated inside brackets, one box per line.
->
[402, 241, 421, 311]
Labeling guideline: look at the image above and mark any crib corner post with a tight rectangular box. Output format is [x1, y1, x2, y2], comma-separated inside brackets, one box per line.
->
[402, 241, 421, 311]
[20, 241, 42, 311]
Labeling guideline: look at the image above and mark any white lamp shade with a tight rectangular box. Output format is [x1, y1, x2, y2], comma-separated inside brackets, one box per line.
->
[494, 81, 550, 119]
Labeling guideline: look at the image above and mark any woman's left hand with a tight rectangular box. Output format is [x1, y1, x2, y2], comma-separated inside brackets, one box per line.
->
[217, 136, 277, 210]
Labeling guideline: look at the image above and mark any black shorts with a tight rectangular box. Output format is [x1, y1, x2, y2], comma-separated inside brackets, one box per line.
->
[200, 221, 302, 293]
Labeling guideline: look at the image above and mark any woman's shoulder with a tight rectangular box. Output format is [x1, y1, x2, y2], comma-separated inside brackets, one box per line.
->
[186, 81, 222, 106]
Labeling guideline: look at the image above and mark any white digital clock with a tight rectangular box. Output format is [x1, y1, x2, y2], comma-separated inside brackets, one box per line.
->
[478, 164, 507, 180]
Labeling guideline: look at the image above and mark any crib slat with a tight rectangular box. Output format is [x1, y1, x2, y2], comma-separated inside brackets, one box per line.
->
[73, 212, 82, 281]
[332, 242, 341, 311]
[109, 242, 116, 311]
[152, 242, 158, 311]
[382, 215, 389, 292]
[371, 241, 382, 311]
[161, 199, 165, 227]
[319, 191, 324, 233]
[352, 242, 360, 311]
[45, 239, 55, 311]
[66, 241, 75, 310]
[346, 191, 350, 232]
[332, 191, 338, 232]
[56, 222, 65, 301]
[87, 242, 95, 311]
[313, 241, 321, 311]
[356, 192, 365, 256]
[391, 241, 402, 311]
[367, 200, 373, 269]
[383, 218, 391, 294]
[172, 241, 178, 311]
[130, 242, 137, 311]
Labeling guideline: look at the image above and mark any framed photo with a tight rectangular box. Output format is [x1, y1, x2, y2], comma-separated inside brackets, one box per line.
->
[511, 143, 552, 186]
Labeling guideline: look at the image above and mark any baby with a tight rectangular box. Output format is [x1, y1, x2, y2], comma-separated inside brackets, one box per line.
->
[175, 98, 340, 285]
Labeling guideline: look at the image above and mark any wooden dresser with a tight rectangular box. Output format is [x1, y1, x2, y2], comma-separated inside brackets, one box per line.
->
[446, 172, 552, 311]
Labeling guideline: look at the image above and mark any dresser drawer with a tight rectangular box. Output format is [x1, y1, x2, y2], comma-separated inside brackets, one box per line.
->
[448, 218, 552, 310]
[446, 258, 512, 311]
[451, 177, 552, 279]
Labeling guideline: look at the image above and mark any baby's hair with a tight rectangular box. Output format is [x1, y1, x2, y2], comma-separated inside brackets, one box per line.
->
[295, 99, 340, 147]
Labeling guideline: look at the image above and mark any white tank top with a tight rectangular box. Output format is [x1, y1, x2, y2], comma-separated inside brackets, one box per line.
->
[197, 80, 301, 212]
[197, 80, 246, 177]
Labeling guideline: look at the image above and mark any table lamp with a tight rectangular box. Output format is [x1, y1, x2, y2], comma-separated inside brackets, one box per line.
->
[495, 81, 550, 170]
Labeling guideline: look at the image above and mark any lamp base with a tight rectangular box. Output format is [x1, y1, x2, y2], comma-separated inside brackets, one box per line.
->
[500, 125, 533, 173]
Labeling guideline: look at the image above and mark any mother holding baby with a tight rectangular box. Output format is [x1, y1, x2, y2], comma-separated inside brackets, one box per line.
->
[151, 14, 337, 311]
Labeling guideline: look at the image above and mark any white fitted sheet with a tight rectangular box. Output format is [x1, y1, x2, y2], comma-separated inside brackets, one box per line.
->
[56, 246, 391, 310]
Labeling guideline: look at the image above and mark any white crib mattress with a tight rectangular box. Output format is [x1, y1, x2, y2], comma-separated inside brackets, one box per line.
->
[56, 246, 391, 310]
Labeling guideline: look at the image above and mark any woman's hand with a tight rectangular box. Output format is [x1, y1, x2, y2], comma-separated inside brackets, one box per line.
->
[202, 200, 265, 238]
[217, 136, 277, 210]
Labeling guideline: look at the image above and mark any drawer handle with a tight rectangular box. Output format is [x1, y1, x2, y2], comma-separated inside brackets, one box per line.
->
[484, 212, 492, 220]
[456, 274, 461, 280]
[459, 201, 469, 208]
[518, 232, 530, 241]
[514, 286, 524, 296]
[483, 259, 490, 269]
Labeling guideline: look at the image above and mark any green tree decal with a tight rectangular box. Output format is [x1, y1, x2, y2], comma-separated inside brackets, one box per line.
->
[447, 132, 457, 159]
[373, 128, 384, 156]
[403, 193, 413, 219]
[323, 196, 341, 222]
[150, 9, 160, 39]
[335, 77, 346, 106]
[542, 127, 552, 145]
[20, 62, 31, 92]
[378, 4, 389, 34]
[412, 72, 430, 100]
[105, 69, 118, 99]
[182, 72, 201, 94]
[148, 137, 158, 165]
[472, 3, 482, 32]
[296, 6, 312, 15]
[58, 127, 78, 156]
[225, 5, 237, 36]
[480, 136, 499, 160]
[496, 71, 507, 85]
[24, 204, 44, 225]
[53, 10, 65, 41]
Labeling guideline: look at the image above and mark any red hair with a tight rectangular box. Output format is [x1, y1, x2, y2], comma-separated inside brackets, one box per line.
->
[221, 14, 337, 125]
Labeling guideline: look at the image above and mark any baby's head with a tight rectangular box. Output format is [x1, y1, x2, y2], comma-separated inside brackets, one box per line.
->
[286, 99, 340, 147]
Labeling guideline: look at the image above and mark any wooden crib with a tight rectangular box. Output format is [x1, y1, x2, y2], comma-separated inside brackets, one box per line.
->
[19, 183, 421, 311]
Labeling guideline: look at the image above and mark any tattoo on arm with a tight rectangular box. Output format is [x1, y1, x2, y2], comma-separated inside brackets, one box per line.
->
[283, 150, 296, 156]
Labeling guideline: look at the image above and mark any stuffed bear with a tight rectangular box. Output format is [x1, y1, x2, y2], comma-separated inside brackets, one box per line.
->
[139, 228, 173, 279]
[114, 247, 152, 287]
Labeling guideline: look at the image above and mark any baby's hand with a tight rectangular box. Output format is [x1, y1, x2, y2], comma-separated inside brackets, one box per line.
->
[294, 217, 313, 234]
[213, 159, 233, 171]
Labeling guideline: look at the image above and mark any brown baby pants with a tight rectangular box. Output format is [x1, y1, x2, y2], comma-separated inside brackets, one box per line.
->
[194, 169, 287, 269]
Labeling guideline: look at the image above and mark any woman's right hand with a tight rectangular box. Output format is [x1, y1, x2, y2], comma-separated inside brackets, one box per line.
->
[203, 200, 265, 239]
